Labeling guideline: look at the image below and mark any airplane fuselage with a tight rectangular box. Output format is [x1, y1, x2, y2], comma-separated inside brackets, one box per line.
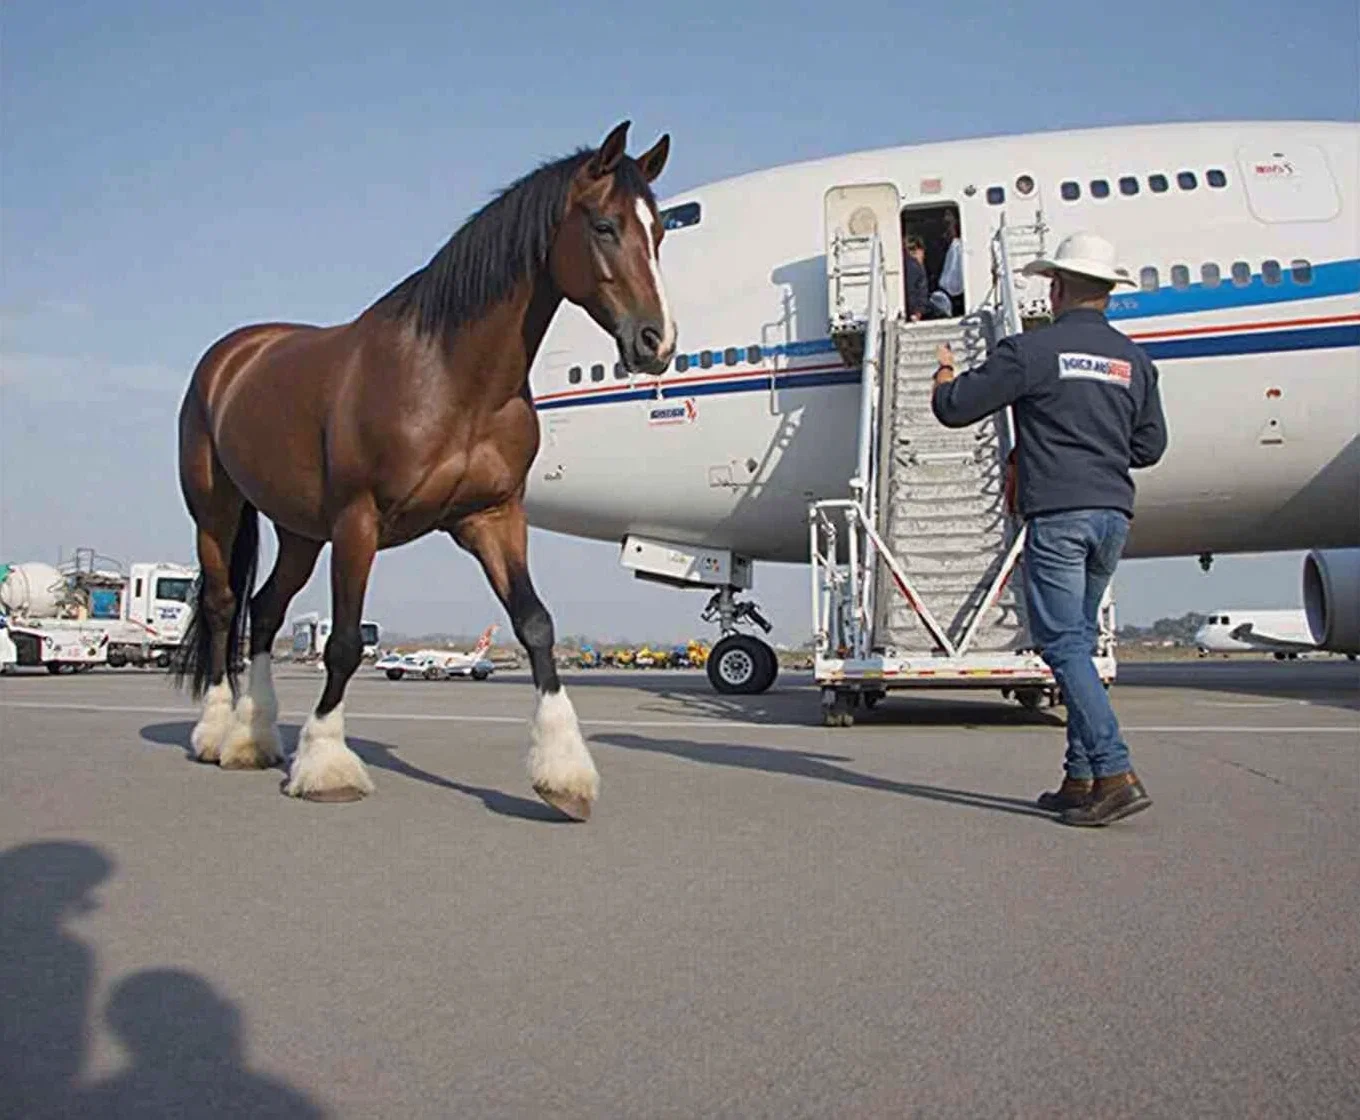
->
[524, 120, 1359, 566]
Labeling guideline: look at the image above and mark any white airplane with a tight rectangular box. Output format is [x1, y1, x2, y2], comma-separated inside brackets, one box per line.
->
[1194, 608, 1319, 658]
[522, 119, 1360, 692]
[373, 624, 499, 681]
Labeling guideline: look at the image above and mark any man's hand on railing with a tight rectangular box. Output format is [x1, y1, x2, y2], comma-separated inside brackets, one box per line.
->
[934, 343, 956, 386]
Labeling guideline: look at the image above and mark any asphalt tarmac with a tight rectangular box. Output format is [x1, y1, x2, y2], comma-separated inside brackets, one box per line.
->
[2, 659, 1357, 1118]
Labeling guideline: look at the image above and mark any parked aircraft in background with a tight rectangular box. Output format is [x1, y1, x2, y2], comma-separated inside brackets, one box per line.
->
[1194, 609, 1318, 658]
[373, 624, 499, 681]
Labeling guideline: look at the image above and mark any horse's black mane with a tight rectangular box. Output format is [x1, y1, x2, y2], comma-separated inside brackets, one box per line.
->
[373, 146, 656, 338]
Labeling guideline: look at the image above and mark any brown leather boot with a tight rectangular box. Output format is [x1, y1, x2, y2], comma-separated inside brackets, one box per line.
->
[1036, 776, 1094, 812]
[1060, 772, 1151, 827]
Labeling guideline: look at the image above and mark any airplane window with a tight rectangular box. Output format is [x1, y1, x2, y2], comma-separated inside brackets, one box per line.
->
[723, 347, 739, 366]
[1171, 264, 1190, 290]
[1177, 171, 1198, 190]
[1060, 181, 1080, 201]
[1139, 266, 1160, 291]
[1119, 176, 1139, 196]
[986, 186, 1005, 205]
[1221, 615, 1231, 625]
[1090, 179, 1110, 199]
[590, 363, 605, 381]
[1291, 259, 1313, 284]
[1207, 169, 1228, 188]
[699, 351, 713, 369]
[1262, 259, 1282, 286]
[568, 366, 582, 384]
[746, 345, 762, 363]
[1201, 262, 1221, 288]
[614, 362, 628, 379]
[1149, 174, 1169, 193]
[1231, 261, 1251, 287]
[659, 201, 701, 230]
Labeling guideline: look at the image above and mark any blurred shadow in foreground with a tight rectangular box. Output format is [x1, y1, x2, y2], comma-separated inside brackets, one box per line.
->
[60, 969, 329, 1119]
[0, 840, 112, 1120]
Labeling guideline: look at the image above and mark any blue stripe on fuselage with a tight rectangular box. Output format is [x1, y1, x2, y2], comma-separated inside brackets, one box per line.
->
[535, 257, 1360, 412]
[1105, 259, 1359, 320]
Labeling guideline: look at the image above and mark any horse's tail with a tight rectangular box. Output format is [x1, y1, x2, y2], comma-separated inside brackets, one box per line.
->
[170, 503, 260, 700]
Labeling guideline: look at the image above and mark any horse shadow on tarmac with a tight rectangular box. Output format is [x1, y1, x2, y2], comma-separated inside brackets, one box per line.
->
[139, 721, 573, 824]
[0, 840, 327, 1119]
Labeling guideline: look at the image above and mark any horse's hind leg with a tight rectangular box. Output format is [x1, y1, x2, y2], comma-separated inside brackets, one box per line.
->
[184, 514, 242, 763]
[282, 503, 377, 802]
[219, 527, 323, 770]
[451, 502, 599, 821]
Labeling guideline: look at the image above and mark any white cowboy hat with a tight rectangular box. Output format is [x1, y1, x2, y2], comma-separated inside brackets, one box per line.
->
[1022, 231, 1136, 287]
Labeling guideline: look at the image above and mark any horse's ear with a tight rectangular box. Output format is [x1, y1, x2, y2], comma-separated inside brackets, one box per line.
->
[590, 120, 631, 178]
[635, 133, 670, 183]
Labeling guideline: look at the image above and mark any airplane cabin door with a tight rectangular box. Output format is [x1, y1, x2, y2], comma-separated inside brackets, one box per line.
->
[823, 181, 905, 330]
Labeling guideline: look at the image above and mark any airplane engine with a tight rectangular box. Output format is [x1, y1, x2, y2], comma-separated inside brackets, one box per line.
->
[1302, 548, 1360, 656]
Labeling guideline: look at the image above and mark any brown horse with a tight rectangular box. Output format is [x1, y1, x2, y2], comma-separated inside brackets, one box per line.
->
[170, 120, 675, 821]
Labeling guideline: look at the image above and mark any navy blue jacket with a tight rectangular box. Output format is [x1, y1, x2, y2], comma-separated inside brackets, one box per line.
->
[931, 306, 1168, 519]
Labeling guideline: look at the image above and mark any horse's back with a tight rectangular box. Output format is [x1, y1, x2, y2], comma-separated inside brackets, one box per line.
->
[187, 322, 335, 418]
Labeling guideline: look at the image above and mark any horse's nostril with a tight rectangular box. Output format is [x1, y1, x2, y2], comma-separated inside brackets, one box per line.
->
[639, 325, 662, 354]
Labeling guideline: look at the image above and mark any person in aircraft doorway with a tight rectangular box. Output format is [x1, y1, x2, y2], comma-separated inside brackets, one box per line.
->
[932, 210, 965, 317]
[902, 233, 933, 321]
[930, 231, 1169, 828]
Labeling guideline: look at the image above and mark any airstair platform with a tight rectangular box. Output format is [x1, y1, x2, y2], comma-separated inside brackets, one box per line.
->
[811, 198, 1116, 726]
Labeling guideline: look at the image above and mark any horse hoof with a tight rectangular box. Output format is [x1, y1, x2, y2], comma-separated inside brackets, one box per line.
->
[281, 782, 369, 803]
[533, 784, 593, 822]
[221, 752, 280, 771]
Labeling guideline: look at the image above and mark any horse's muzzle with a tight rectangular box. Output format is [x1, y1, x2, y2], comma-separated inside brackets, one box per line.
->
[618, 317, 674, 376]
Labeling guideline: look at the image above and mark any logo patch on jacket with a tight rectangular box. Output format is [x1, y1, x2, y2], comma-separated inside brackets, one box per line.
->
[1058, 352, 1133, 387]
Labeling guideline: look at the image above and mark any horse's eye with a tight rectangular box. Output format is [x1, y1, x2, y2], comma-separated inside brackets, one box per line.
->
[593, 221, 616, 239]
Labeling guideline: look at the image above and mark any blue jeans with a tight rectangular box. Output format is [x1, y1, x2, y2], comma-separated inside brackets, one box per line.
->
[1022, 508, 1132, 780]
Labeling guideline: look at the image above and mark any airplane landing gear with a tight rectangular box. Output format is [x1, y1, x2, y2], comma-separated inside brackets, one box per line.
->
[702, 587, 778, 695]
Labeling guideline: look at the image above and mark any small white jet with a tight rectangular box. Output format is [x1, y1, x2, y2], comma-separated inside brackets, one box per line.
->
[1195, 608, 1321, 659]
[373, 625, 499, 681]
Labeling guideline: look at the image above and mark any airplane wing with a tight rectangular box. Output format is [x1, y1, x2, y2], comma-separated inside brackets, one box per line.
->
[1228, 622, 1316, 653]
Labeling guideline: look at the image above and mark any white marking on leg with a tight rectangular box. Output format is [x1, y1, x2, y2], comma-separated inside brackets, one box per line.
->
[635, 198, 675, 353]
[189, 680, 234, 763]
[220, 653, 283, 769]
[283, 702, 375, 799]
[527, 687, 599, 803]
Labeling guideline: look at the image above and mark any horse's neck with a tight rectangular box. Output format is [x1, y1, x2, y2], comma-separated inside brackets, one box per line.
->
[440, 274, 563, 397]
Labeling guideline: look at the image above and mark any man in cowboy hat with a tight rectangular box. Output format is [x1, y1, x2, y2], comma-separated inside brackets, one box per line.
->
[931, 231, 1168, 827]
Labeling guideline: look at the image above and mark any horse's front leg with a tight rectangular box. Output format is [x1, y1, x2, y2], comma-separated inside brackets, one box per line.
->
[282, 501, 379, 803]
[449, 503, 599, 821]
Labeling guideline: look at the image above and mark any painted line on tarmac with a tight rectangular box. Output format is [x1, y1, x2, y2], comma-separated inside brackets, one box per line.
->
[1, 700, 1357, 735]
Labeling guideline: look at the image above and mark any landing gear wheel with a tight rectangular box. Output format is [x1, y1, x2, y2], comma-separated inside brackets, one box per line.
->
[1016, 687, 1045, 712]
[706, 634, 777, 695]
[821, 687, 855, 727]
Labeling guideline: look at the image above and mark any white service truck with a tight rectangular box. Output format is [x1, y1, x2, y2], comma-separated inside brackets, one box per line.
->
[289, 612, 383, 662]
[0, 556, 199, 674]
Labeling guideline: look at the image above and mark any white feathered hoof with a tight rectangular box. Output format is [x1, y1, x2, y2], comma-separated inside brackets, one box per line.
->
[189, 681, 235, 764]
[282, 705, 374, 803]
[219, 699, 283, 770]
[528, 688, 599, 821]
[219, 655, 283, 770]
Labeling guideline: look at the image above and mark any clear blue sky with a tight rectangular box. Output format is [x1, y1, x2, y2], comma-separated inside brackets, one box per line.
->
[3, 1, 1356, 641]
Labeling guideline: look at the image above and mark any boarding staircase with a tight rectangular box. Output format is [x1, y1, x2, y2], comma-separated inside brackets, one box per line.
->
[872, 314, 1027, 656]
[811, 200, 1116, 723]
